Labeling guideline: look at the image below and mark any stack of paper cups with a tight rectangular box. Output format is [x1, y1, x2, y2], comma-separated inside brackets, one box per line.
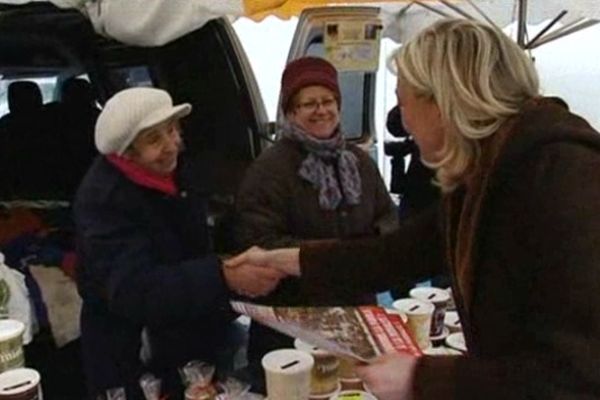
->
[392, 298, 434, 350]
[262, 349, 314, 400]
[409, 287, 450, 340]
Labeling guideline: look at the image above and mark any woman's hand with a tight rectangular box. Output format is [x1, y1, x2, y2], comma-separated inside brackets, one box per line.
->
[221, 260, 284, 298]
[224, 246, 301, 277]
[356, 353, 418, 400]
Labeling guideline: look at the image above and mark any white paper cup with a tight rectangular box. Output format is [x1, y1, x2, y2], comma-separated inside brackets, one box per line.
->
[445, 332, 467, 353]
[0, 368, 42, 400]
[409, 287, 450, 337]
[444, 311, 462, 333]
[0, 320, 25, 373]
[262, 349, 314, 400]
[294, 339, 340, 396]
[392, 298, 434, 350]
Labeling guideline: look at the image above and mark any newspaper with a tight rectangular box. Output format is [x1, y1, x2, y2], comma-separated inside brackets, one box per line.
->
[231, 301, 421, 362]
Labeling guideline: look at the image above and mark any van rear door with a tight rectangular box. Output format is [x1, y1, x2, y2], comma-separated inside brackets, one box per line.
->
[284, 6, 383, 155]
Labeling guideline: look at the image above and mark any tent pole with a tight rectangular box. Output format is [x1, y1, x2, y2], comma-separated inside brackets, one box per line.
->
[528, 19, 599, 49]
[524, 10, 567, 49]
[517, 0, 528, 48]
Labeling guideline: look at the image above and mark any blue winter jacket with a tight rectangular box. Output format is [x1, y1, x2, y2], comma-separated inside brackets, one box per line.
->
[74, 156, 236, 400]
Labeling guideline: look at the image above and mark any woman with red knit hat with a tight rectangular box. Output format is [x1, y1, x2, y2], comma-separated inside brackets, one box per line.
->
[235, 57, 398, 373]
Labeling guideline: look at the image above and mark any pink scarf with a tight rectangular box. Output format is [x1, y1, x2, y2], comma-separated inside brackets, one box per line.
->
[107, 154, 177, 196]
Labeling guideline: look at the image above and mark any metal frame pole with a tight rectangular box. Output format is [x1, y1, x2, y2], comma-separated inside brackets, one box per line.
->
[517, 0, 528, 48]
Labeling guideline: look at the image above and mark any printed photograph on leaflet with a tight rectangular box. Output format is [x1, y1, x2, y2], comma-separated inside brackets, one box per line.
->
[231, 301, 422, 362]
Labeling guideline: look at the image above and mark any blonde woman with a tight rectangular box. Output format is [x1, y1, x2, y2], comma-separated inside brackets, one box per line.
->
[227, 19, 600, 399]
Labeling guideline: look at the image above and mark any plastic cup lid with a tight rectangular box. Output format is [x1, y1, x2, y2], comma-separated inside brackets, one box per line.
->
[331, 390, 377, 400]
[392, 298, 434, 315]
[409, 287, 450, 304]
[0, 320, 25, 341]
[0, 368, 40, 394]
[262, 349, 314, 374]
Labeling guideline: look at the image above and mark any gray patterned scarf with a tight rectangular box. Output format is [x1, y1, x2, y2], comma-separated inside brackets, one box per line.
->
[282, 120, 362, 210]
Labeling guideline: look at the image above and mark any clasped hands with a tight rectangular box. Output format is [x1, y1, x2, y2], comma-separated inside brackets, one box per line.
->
[221, 246, 300, 298]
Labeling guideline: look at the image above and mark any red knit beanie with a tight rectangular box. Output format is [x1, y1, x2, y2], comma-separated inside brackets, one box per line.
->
[280, 57, 341, 113]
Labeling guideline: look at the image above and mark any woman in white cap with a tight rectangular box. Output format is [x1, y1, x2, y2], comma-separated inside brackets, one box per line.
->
[74, 87, 283, 400]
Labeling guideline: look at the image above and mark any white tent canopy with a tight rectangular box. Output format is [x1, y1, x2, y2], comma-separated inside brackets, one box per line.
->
[1, 0, 599, 47]
[379, 0, 600, 46]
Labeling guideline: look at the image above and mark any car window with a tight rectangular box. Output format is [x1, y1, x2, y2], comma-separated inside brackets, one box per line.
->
[105, 65, 154, 90]
[0, 76, 58, 117]
[306, 41, 365, 140]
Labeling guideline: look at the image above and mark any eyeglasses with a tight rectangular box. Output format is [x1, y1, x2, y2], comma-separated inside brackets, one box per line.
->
[295, 97, 337, 113]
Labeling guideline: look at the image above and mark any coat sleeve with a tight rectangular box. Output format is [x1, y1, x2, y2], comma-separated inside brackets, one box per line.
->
[299, 204, 444, 296]
[417, 141, 600, 400]
[76, 197, 232, 328]
[235, 152, 302, 250]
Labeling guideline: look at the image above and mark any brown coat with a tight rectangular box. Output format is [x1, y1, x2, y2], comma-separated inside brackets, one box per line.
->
[236, 137, 398, 249]
[236, 137, 397, 306]
[299, 98, 600, 399]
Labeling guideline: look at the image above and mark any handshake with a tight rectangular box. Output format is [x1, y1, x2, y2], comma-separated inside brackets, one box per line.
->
[221, 247, 301, 298]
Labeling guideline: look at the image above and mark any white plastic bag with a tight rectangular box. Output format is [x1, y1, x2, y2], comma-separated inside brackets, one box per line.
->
[0, 252, 34, 344]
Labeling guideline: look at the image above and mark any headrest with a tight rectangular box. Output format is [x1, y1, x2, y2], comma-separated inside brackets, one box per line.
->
[7, 81, 43, 113]
[61, 78, 96, 106]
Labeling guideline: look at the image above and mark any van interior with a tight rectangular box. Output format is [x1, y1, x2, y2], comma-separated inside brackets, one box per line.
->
[0, 3, 272, 398]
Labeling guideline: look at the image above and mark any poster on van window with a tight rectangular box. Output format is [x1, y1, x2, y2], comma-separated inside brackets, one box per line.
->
[324, 19, 382, 72]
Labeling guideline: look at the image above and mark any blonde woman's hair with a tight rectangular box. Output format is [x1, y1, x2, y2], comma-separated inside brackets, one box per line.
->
[391, 18, 540, 192]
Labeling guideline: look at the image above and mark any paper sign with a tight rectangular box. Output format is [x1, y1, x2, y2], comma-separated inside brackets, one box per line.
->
[324, 19, 382, 72]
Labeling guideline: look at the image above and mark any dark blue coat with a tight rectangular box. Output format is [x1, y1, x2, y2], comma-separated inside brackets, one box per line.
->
[74, 157, 235, 399]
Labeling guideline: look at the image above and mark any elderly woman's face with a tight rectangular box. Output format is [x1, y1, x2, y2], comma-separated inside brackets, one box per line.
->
[287, 85, 340, 139]
[126, 118, 183, 176]
[396, 77, 444, 163]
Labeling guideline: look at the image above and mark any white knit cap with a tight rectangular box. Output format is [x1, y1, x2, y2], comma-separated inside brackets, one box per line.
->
[95, 87, 192, 155]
